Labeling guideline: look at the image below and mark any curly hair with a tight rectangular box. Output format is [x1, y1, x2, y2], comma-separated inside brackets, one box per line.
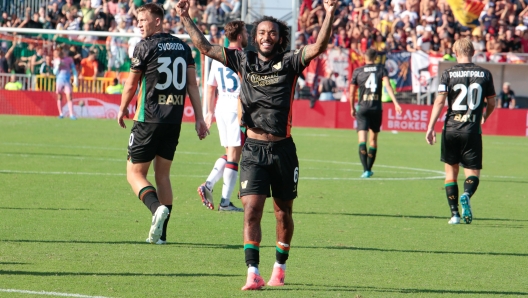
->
[224, 20, 246, 42]
[250, 16, 290, 53]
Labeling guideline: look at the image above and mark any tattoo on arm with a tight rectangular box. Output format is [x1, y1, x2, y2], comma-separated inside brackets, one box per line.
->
[303, 11, 334, 64]
[181, 16, 226, 63]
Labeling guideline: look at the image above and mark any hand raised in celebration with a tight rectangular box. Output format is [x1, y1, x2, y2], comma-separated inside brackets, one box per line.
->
[177, 0, 190, 17]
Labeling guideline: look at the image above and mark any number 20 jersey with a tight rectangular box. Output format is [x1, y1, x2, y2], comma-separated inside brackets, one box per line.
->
[438, 63, 495, 134]
[130, 33, 195, 124]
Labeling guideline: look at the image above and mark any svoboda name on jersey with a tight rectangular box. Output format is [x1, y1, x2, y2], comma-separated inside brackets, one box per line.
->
[449, 71, 485, 78]
[158, 43, 185, 51]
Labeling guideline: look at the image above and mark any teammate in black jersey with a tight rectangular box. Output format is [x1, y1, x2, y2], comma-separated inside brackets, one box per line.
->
[179, 0, 338, 290]
[349, 49, 402, 178]
[426, 38, 496, 225]
[117, 3, 208, 244]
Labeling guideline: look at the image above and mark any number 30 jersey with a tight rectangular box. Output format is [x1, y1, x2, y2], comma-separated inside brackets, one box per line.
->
[438, 63, 495, 134]
[207, 58, 240, 114]
[130, 33, 195, 124]
[351, 64, 388, 112]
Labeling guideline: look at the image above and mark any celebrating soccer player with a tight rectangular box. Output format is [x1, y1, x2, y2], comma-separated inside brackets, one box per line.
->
[349, 49, 402, 178]
[426, 38, 496, 225]
[178, 0, 338, 290]
[117, 3, 208, 244]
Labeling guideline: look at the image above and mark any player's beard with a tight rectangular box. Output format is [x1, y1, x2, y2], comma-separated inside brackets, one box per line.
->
[258, 42, 282, 58]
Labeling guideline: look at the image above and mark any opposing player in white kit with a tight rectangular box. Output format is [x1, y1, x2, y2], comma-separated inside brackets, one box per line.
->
[197, 20, 248, 212]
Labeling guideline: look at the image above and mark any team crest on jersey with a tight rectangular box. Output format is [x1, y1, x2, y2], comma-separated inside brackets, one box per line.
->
[294, 49, 301, 54]
[131, 57, 140, 67]
[272, 62, 282, 70]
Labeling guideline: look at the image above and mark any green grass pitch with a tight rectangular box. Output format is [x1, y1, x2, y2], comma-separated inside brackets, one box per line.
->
[0, 115, 527, 298]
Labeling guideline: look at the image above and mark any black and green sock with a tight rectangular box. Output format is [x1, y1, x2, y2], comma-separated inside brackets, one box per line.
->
[138, 186, 161, 215]
[359, 142, 368, 172]
[244, 241, 260, 268]
[367, 146, 377, 171]
[464, 176, 480, 197]
[445, 180, 459, 217]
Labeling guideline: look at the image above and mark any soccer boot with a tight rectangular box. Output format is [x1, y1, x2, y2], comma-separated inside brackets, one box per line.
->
[147, 205, 169, 243]
[218, 199, 244, 212]
[448, 216, 461, 225]
[460, 193, 473, 224]
[360, 171, 374, 178]
[241, 272, 265, 290]
[267, 266, 285, 287]
[197, 183, 214, 210]
[146, 238, 167, 245]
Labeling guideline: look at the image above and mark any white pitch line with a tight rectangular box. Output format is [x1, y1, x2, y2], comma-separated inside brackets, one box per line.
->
[299, 158, 446, 175]
[0, 289, 110, 298]
[0, 153, 212, 165]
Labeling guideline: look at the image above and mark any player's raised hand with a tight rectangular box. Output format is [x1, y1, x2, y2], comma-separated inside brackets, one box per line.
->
[117, 108, 129, 128]
[425, 129, 436, 145]
[196, 119, 210, 140]
[323, 0, 338, 14]
[177, 0, 190, 17]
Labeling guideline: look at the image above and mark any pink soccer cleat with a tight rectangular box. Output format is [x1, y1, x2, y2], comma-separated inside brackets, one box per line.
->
[241, 272, 265, 290]
[267, 266, 285, 287]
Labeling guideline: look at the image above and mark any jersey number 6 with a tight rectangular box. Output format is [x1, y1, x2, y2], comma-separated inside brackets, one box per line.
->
[155, 57, 187, 90]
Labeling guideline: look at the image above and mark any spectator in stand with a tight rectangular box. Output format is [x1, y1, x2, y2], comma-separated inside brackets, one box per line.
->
[19, 42, 36, 74]
[163, 19, 175, 33]
[95, 2, 114, 31]
[165, 8, 180, 25]
[40, 55, 54, 76]
[106, 78, 123, 94]
[472, 28, 486, 53]
[188, 0, 204, 23]
[48, 2, 63, 29]
[20, 9, 44, 30]
[498, 82, 517, 109]
[318, 70, 337, 101]
[208, 24, 224, 45]
[0, 50, 8, 73]
[4, 74, 22, 90]
[91, 0, 102, 9]
[417, 25, 432, 52]
[31, 46, 45, 75]
[65, 11, 81, 38]
[48, 0, 66, 11]
[221, 0, 241, 21]
[203, 0, 226, 25]
[334, 27, 351, 48]
[62, 0, 79, 16]
[164, 0, 180, 12]
[81, 0, 96, 27]
[307, 27, 319, 44]
[80, 50, 98, 82]
[115, 4, 132, 27]
[107, 0, 119, 15]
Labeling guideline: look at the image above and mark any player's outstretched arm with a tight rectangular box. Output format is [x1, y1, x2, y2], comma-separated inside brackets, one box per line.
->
[302, 0, 338, 65]
[118, 71, 141, 128]
[425, 93, 446, 145]
[178, 0, 225, 64]
[186, 67, 210, 139]
[382, 77, 402, 115]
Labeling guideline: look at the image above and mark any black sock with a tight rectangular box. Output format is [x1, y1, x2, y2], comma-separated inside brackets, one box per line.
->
[445, 180, 459, 217]
[244, 241, 259, 268]
[160, 205, 172, 241]
[367, 147, 377, 171]
[138, 186, 160, 215]
[359, 142, 368, 172]
[464, 176, 480, 197]
[276, 242, 290, 264]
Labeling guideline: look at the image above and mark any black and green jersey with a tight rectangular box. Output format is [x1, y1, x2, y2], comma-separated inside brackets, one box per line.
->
[131, 33, 195, 124]
[438, 63, 495, 134]
[351, 64, 388, 112]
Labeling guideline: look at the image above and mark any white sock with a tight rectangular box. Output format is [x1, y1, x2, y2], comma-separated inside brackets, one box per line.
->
[206, 156, 226, 189]
[274, 262, 286, 270]
[248, 266, 260, 275]
[221, 163, 238, 206]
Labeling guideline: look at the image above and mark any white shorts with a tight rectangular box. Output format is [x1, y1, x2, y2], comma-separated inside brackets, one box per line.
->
[216, 110, 242, 147]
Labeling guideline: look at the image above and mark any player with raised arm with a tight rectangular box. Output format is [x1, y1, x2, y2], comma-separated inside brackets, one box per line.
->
[197, 20, 248, 212]
[178, 0, 337, 290]
[117, 3, 208, 244]
[349, 49, 402, 178]
[426, 38, 496, 225]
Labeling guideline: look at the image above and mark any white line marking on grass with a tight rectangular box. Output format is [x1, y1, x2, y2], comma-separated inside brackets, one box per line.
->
[0, 170, 203, 178]
[300, 158, 446, 175]
[0, 153, 212, 165]
[0, 289, 110, 298]
[302, 176, 446, 181]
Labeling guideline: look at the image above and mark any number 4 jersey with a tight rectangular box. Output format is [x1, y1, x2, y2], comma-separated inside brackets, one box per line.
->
[351, 64, 388, 112]
[130, 33, 195, 124]
[438, 63, 495, 134]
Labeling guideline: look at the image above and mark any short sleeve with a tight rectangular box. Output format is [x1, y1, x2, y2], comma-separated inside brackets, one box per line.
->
[351, 69, 359, 85]
[382, 67, 388, 78]
[224, 48, 243, 73]
[130, 41, 149, 73]
[184, 44, 196, 68]
[288, 47, 307, 74]
[207, 61, 219, 87]
[438, 70, 449, 93]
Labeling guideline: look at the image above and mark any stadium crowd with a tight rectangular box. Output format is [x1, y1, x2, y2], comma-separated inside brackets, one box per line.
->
[1, 0, 528, 89]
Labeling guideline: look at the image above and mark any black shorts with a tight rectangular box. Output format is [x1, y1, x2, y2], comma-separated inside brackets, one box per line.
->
[356, 109, 382, 132]
[441, 131, 482, 169]
[127, 121, 182, 163]
[240, 138, 299, 200]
